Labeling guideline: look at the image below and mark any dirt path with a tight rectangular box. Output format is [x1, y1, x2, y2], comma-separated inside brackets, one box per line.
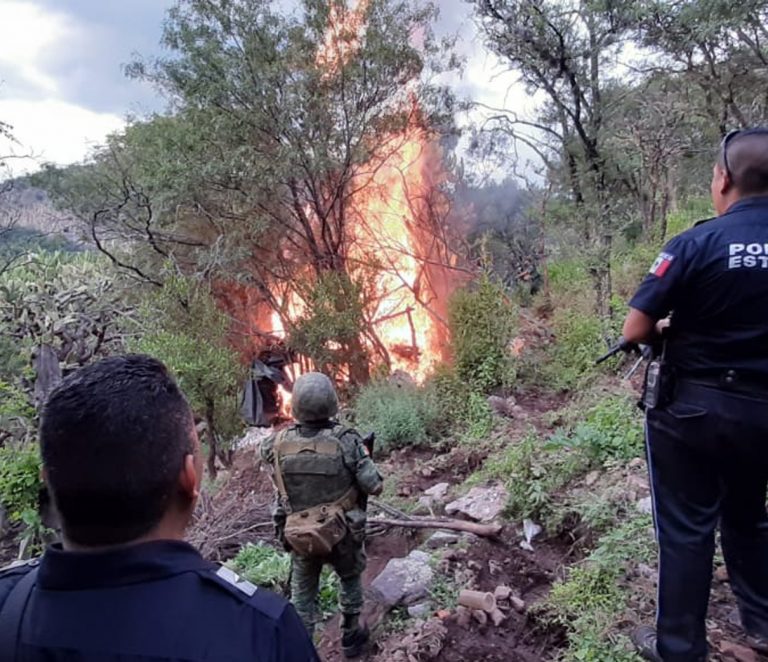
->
[316, 389, 573, 661]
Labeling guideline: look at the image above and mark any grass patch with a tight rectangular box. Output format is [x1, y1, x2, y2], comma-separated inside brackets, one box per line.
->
[547, 395, 644, 466]
[540, 514, 654, 661]
[470, 431, 590, 522]
[428, 559, 460, 611]
[354, 381, 443, 453]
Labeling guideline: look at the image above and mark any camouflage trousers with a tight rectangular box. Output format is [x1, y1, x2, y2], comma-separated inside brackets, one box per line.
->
[291, 534, 366, 635]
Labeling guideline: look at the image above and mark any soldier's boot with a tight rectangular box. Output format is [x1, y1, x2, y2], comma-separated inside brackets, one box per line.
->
[631, 625, 663, 662]
[341, 613, 369, 659]
[746, 633, 768, 654]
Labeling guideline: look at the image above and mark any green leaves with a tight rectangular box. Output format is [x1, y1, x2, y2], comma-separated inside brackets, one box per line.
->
[130, 273, 243, 449]
[448, 274, 518, 392]
[0, 252, 129, 371]
[0, 444, 42, 524]
[228, 542, 292, 591]
[354, 381, 442, 452]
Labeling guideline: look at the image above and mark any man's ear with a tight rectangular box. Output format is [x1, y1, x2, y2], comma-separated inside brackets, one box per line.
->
[717, 165, 733, 196]
[178, 455, 200, 501]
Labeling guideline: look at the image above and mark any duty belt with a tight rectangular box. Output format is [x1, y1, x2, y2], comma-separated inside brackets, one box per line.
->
[680, 369, 768, 396]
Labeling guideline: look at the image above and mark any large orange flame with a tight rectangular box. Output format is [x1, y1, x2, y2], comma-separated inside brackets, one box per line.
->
[316, 0, 371, 75]
[265, 0, 455, 386]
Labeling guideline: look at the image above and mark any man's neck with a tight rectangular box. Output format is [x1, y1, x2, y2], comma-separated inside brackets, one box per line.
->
[62, 521, 188, 553]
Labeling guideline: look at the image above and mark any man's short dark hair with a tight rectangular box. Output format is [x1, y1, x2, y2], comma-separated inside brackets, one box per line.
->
[41, 355, 194, 546]
[719, 130, 768, 196]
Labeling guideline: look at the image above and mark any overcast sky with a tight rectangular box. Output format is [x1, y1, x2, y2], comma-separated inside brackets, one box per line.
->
[0, 0, 531, 175]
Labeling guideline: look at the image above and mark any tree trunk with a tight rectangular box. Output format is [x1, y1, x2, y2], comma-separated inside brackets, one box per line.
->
[590, 230, 613, 324]
[369, 517, 502, 538]
[205, 398, 218, 480]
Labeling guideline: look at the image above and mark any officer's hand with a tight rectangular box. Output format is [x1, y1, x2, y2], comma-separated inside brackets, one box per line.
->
[655, 317, 671, 336]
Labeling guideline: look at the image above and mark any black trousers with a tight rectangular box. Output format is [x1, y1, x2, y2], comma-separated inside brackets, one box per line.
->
[646, 380, 768, 661]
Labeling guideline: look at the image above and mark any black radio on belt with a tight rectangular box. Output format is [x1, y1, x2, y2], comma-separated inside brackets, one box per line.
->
[642, 341, 674, 410]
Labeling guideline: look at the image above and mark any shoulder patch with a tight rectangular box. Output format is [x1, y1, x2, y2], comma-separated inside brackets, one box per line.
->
[0, 558, 39, 575]
[694, 216, 716, 227]
[216, 565, 258, 597]
[649, 252, 675, 277]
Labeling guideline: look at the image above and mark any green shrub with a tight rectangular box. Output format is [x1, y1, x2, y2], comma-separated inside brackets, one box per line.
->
[428, 365, 493, 441]
[612, 243, 659, 301]
[665, 197, 712, 238]
[548, 258, 590, 297]
[543, 515, 654, 662]
[476, 432, 589, 521]
[544, 308, 606, 391]
[547, 396, 643, 465]
[131, 273, 243, 467]
[0, 380, 35, 444]
[0, 443, 42, 523]
[229, 542, 291, 591]
[289, 272, 368, 379]
[354, 381, 442, 452]
[448, 274, 517, 392]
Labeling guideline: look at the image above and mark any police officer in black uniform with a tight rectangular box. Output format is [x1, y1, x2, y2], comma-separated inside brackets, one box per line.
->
[624, 128, 768, 662]
[0, 355, 319, 661]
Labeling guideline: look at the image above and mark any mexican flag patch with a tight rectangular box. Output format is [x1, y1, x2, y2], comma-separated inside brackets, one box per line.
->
[649, 252, 674, 277]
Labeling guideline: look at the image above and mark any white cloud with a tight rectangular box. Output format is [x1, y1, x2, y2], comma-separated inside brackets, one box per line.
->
[0, 1, 123, 174]
[0, 0, 81, 95]
[0, 98, 123, 173]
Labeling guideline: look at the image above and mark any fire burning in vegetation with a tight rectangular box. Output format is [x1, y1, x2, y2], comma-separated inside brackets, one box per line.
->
[255, 0, 460, 393]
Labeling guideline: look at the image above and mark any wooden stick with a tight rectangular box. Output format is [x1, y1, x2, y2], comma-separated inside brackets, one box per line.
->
[369, 517, 502, 538]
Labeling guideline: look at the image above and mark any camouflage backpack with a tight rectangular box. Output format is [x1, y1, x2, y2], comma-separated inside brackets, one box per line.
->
[272, 425, 358, 557]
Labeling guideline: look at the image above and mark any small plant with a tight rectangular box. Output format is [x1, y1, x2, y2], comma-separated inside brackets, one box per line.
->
[542, 514, 653, 662]
[0, 443, 42, 524]
[229, 542, 291, 591]
[547, 396, 643, 465]
[448, 274, 518, 392]
[543, 309, 606, 391]
[354, 381, 442, 453]
[476, 432, 589, 521]
[429, 365, 493, 441]
[428, 558, 460, 610]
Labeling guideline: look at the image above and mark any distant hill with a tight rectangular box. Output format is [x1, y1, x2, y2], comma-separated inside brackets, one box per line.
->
[0, 178, 84, 250]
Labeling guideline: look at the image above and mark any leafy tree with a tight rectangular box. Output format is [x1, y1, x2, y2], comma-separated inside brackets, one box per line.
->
[470, 0, 638, 322]
[131, 273, 243, 477]
[636, 0, 768, 132]
[49, 0, 461, 385]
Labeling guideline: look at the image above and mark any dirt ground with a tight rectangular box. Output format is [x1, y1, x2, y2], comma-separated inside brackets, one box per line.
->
[2, 383, 765, 661]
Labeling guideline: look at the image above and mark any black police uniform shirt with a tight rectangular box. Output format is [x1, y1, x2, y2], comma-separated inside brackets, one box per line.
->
[0, 540, 320, 661]
[630, 196, 768, 376]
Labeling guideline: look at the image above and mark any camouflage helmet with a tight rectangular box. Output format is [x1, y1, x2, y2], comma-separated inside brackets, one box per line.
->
[291, 372, 339, 423]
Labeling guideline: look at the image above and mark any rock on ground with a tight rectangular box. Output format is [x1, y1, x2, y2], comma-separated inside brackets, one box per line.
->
[370, 549, 434, 608]
[237, 427, 272, 450]
[718, 640, 758, 662]
[635, 496, 654, 515]
[425, 531, 461, 549]
[407, 602, 432, 619]
[424, 482, 450, 500]
[446, 484, 509, 522]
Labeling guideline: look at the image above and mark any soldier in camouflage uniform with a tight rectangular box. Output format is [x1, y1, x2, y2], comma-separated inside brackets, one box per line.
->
[260, 372, 383, 659]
